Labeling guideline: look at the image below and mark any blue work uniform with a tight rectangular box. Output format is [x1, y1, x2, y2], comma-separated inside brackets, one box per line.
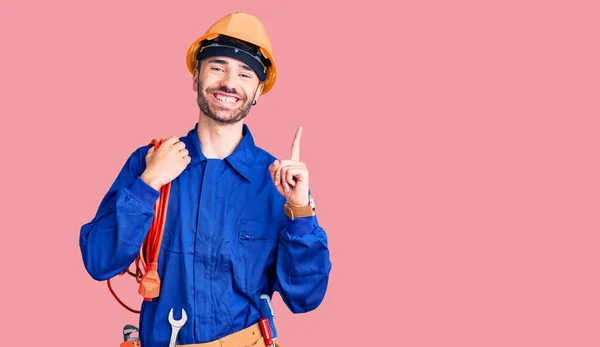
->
[79, 123, 332, 347]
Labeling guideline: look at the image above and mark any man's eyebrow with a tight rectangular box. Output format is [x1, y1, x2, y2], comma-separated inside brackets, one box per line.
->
[239, 64, 253, 72]
[207, 58, 229, 65]
[207, 59, 254, 74]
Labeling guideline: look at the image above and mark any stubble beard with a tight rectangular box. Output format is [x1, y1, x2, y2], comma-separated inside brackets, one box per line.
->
[197, 81, 254, 125]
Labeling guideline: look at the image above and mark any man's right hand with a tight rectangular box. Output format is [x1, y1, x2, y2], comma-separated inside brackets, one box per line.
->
[141, 136, 191, 191]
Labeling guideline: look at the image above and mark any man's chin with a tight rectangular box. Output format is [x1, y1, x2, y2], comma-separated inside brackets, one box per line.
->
[197, 97, 251, 125]
[207, 111, 246, 124]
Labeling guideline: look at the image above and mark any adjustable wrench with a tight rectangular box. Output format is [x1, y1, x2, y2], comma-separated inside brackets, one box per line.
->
[168, 308, 188, 347]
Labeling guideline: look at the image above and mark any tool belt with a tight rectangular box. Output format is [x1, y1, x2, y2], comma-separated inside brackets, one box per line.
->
[177, 322, 280, 347]
[120, 321, 280, 347]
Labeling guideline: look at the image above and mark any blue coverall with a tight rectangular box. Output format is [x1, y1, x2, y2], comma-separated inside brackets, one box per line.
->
[79, 123, 332, 347]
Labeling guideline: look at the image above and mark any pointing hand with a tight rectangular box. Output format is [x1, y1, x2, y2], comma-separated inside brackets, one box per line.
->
[268, 127, 310, 207]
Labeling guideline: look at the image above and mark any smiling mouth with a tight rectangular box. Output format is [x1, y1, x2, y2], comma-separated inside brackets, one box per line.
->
[212, 93, 240, 105]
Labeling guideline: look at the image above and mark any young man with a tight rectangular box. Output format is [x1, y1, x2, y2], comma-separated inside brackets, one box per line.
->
[79, 12, 332, 347]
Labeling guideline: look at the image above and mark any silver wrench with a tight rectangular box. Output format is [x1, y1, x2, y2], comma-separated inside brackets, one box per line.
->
[168, 308, 187, 347]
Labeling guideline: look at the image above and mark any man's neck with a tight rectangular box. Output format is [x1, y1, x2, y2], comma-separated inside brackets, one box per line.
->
[196, 114, 244, 159]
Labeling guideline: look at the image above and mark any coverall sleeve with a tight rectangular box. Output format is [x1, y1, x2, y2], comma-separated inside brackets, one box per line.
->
[79, 146, 161, 281]
[274, 203, 332, 313]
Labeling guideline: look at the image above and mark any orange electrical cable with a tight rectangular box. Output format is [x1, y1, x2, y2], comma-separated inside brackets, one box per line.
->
[107, 138, 171, 314]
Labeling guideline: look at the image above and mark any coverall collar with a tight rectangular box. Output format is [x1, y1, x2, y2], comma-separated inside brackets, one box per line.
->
[185, 122, 256, 182]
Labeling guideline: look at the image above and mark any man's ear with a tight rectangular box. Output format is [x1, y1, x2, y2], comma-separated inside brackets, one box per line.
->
[253, 82, 264, 104]
[193, 68, 199, 92]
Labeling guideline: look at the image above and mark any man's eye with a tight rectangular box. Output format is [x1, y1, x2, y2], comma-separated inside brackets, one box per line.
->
[241, 74, 251, 78]
[211, 67, 224, 72]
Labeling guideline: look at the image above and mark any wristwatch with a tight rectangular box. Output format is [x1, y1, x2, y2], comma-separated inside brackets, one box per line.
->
[284, 195, 315, 220]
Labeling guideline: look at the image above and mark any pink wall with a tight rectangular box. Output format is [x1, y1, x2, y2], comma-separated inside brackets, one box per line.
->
[1, 0, 599, 346]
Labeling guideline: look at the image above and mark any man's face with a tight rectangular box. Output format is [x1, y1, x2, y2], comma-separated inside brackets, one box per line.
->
[194, 56, 263, 125]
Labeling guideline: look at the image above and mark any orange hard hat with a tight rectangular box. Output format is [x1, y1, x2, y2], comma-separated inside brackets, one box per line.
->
[186, 12, 277, 95]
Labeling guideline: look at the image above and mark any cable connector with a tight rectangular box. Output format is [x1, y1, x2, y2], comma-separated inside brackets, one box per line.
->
[138, 261, 161, 300]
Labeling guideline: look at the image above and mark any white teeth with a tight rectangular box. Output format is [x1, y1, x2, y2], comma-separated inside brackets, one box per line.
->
[216, 94, 237, 103]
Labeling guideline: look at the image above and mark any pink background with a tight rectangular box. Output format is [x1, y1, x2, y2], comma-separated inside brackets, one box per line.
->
[1, 0, 599, 346]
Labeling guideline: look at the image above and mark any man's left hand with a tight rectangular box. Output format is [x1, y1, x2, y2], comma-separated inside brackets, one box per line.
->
[269, 126, 310, 207]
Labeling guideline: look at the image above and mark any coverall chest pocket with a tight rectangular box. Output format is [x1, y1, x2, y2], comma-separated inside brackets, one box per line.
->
[234, 219, 280, 292]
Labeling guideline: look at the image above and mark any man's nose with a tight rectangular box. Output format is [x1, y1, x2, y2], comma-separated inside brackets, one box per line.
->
[219, 71, 238, 93]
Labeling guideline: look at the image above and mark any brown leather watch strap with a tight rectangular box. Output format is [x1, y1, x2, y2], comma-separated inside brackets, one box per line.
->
[284, 202, 314, 220]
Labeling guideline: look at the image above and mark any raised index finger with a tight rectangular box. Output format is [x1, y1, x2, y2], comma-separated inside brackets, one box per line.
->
[291, 126, 302, 161]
